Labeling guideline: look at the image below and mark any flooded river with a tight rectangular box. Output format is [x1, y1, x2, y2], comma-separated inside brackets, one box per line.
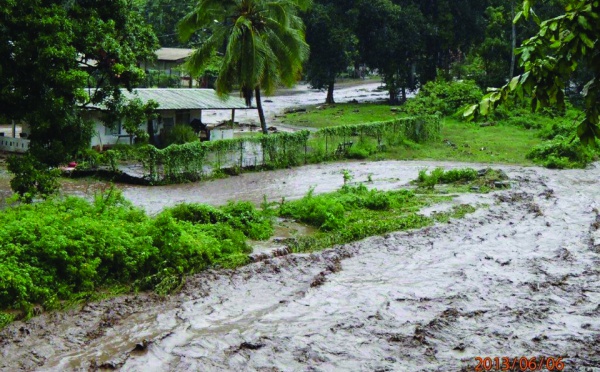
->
[1, 160, 599, 371]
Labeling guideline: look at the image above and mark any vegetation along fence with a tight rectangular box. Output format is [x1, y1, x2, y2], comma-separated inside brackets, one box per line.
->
[133, 115, 441, 184]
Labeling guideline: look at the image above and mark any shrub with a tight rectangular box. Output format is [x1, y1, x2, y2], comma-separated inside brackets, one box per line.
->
[160, 125, 198, 148]
[163, 201, 273, 241]
[0, 189, 257, 312]
[526, 136, 596, 169]
[6, 154, 61, 202]
[165, 203, 229, 224]
[220, 201, 274, 240]
[279, 190, 347, 231]
[416, 167, 478, 188]
[402, 80, 483, 116]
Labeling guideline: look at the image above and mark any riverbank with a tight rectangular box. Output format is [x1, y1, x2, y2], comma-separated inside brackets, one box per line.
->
[1, 161, 599, 370]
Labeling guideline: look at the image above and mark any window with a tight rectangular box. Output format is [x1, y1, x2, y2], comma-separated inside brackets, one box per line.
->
[176, 112, 190, 126]
[162, 117, 174, 129]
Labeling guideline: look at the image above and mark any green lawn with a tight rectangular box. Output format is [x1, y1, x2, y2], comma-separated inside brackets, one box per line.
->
[282, 102, 543, 165]
[382, 118, 541, 164]
[282, 102, 400, 128]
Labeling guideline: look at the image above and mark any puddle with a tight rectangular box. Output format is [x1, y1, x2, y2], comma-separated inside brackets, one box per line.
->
[249, 218, 318, 253]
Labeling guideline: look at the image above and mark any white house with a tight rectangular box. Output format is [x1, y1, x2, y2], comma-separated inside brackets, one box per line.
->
[86, 88, 253, 148]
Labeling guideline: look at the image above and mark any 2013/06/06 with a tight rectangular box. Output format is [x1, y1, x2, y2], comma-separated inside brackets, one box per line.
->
[474, 356, 565, 371]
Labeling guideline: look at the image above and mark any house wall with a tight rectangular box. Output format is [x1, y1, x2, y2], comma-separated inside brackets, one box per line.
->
[0, 137, 29, 153]
[89, 109, 204, 148]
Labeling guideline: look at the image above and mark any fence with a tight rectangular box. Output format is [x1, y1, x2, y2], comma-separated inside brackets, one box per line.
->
[0, 137, 30, 153]
[131, 115, 441, 184]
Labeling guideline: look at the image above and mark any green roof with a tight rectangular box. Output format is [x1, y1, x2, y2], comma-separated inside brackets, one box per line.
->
[121, 89, 253, 111]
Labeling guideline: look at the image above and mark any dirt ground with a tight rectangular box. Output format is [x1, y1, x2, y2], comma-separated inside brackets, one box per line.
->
[1, 161, 599, 371]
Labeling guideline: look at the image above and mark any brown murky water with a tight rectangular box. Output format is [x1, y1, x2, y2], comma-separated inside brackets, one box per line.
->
[1, 161, 600, 371]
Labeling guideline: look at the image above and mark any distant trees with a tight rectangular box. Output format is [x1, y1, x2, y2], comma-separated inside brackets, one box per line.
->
[355, 0, 424, 104]
[178, 0, 311, 134]
[303, 1, 357, 104]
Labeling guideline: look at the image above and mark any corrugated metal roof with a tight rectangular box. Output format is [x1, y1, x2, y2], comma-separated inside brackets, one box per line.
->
[155, 48, 193, 61]
[121, 89, 253, 110]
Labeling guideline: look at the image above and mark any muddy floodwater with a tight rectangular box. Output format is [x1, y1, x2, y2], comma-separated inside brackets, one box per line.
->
[1, 161, 600, 371]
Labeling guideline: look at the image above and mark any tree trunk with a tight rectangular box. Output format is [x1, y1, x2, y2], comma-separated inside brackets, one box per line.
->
[510, 2, 517, 78]
[389, 89, 398, 105]
[255, 87, 268, 134]
[147, 119, 155, 145]
[401, 87, 407, 103]
[326, 81, 335, 104]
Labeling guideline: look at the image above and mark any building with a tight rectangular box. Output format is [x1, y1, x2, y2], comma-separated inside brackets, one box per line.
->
[86, 88, 253, 148]
[141, 48, 198, 88]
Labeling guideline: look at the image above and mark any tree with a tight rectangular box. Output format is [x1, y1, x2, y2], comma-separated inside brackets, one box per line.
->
[178, 0, 311, 134]
[142, 0, 198, 47]
[465, 0, 600, 145]
[303, 1, 357, 104]
[355, 0, 425, 104]
[0, 0, 158, 199]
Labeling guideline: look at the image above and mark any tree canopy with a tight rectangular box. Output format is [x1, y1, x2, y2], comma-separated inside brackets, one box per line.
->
[178, 0, 311, 133]
[0, 0, 159, 163]
[302, 0, 357, 104]
[0, 0, 159, 199]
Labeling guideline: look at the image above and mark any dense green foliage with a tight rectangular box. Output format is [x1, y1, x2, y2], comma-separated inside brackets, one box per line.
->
[415, 167, 510, 192]
[303, 1, 357, 103]
[466, 0, 600, 147]
[402, 80, 484, 116]
[277, 183, 478, 252]
[0, 0, 159, 199]
[159, 125, 199, 148]
[6, 155, 61, 203]
[0, 189, 272, 313]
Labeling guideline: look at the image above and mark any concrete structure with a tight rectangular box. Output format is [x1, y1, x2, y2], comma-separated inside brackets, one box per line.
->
[0, 136, 29, 153]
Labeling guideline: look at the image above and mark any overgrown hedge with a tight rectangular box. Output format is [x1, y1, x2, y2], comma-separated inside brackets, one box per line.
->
[134, 115, 441, 183]
[0, 189, 271, 313]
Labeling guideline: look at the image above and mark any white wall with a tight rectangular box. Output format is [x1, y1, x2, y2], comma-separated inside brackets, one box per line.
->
[0, 137, 29, 153]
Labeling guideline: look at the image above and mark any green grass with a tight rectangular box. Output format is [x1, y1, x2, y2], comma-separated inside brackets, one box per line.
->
[284, 103, 543, 164]
[282, 102, 402, 128]
[275, 183, 477, 253]
[387, 117, 541, 164]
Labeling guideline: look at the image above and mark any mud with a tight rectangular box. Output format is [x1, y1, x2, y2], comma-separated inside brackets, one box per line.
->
[1, 161, 600, 371]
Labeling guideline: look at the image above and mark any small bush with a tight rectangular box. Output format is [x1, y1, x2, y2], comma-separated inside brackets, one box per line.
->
[160, 125, 198, 148]
[526, 136, 596, 169]
[402, 80, 483, 116]
[220, 201, 274, 240]
[279, 190, 347, 231]
[6, 154, 61, 202]
[166, 203, 229, 224]
[416, 167, 478, 188]
[164, 201, 273, 241]
[346, 146, 370, 159]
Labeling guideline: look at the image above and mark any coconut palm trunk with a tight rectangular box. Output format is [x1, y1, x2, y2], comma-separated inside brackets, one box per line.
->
[255, 87, 268, 134]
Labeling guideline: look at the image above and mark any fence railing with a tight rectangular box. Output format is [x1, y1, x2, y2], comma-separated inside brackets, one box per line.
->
[0, 137, 30, 153]
[131, 115, 441, 184]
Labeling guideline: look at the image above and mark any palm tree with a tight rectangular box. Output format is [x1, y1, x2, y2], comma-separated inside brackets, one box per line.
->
[179, 0, 311, 134]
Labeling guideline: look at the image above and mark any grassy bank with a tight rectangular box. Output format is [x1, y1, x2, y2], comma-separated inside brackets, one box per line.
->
[0, 169, 493, 328]
[282, 102, 398, 128]
[281, 102, 543, 165]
